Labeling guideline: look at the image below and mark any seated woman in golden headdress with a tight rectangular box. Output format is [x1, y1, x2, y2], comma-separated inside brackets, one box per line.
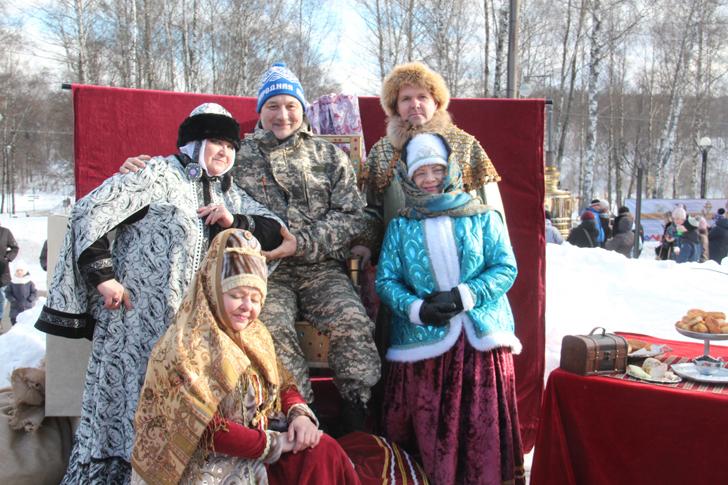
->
[130, 229, 360, 485]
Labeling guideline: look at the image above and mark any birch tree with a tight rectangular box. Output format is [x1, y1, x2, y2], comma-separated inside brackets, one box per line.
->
[422, 0, 478, 97]
[491, 0, 509, 97]
[581, 0, 602, 202]
[555, 0, 588, 171]
[653, 1, 699, 197]
[35, 0, 104, 84]
[354, 0, 424, 82]
[284, 0, 342, 100]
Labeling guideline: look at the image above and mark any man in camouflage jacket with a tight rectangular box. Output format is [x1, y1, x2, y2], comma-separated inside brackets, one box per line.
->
[232, 63, 380, 435]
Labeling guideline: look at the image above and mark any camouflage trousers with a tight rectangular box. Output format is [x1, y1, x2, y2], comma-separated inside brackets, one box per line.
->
[259, 260, 381, 404]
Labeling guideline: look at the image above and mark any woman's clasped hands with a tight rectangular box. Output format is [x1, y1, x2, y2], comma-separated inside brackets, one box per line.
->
[281, 415, 323, 454]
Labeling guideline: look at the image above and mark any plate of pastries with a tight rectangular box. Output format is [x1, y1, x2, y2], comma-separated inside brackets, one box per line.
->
[627, 338, 671, 358]
[674, 309, 728, 339]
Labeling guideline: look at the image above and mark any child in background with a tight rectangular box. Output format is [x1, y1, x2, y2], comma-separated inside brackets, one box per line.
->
[674, 215, 703, 263]
[375, 133, 524, 485]
[5, 260, 38, 325]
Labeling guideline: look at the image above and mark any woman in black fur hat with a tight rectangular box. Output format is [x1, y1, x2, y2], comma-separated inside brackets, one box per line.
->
[37, 103, 286, 485]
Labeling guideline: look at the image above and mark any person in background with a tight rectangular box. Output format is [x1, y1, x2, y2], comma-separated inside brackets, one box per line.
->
[674, 215, 702, 263]
[656, 211, 674, 260]
[664, 206, 687, 261]
[698, 217, 710, 263]
[708, 209, 728, 264]
[605, 215, 635, 258]
[714, 208, 726, 224]
[39, 240, 48, 272]
[598, 199, 612, 248]
[614, 206, 644, 257]
[5, 260, 38, 326]
[545, 209, 563, 244]
[375, 133, 524, 485]
[581, 200, 605, 245]
[0, 222, 19, 322]
[612, 206, 630, 237]
[567, 211, 600, 248]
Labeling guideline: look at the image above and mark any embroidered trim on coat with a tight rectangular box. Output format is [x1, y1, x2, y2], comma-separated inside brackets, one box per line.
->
[80, 258, 113, 276]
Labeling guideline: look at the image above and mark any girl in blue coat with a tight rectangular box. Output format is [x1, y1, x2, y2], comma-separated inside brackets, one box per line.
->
[375, 133, 524, 485]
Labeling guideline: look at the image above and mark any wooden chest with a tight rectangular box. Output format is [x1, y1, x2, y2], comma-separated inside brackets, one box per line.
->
[560, 327, 628, 376]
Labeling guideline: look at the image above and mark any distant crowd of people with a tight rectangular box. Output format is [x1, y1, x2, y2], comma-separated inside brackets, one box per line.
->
[656, 206, 727, 264]
[547, 200, 728, 264]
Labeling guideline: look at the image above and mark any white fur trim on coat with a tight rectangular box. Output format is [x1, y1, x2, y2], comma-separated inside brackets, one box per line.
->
[457, 283, 475, 311]
[387, 215, 521, 362]
[387, 319, 464, 363]
[409, 299, 424, 325]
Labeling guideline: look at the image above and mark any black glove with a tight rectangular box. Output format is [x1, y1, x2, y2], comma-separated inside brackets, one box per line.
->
[423, 288, 464, 313]
[419, 299, 459, 326]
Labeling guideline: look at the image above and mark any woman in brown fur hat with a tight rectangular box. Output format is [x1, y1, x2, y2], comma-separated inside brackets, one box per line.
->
[353, 61, 504, 268]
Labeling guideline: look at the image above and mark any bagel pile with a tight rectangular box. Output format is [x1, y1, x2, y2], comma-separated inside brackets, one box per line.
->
[675, 309, 728, 334]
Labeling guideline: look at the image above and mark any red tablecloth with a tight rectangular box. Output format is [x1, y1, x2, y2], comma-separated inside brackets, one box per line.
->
[530, 333, 728, 485]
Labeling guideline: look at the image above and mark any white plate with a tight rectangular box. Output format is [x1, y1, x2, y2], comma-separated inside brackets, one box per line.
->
[628, 344, 671, 358]
[674, 326, 728, 341]
[625, 371, 682, 384]
[670, 363, 728, 383]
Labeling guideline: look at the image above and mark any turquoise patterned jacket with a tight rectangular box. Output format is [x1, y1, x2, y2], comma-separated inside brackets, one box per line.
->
[375, 210, 520, 362]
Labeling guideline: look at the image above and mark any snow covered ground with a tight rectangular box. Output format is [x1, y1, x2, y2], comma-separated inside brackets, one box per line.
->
[0, 192, 68, 387]
[1, 192, 727, 391]
[544, 240, 728, 383]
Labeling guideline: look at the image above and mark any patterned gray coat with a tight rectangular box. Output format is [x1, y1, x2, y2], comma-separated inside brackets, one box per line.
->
[39, 155, 280, 484]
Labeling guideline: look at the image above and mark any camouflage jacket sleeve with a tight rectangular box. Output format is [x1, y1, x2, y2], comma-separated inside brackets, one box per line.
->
[293, 142, 366, 263]
[351, 139, 388, 262]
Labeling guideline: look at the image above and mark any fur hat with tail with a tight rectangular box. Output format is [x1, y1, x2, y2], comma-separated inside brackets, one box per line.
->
[381, 62, 450, 117]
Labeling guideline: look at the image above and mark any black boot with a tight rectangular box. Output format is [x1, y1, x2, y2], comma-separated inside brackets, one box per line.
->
[337, 397, 368, 437]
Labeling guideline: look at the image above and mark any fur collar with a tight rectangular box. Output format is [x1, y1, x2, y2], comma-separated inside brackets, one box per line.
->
[386, 110, 452, 150]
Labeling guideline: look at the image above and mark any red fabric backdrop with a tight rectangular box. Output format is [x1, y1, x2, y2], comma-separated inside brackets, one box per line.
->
[71, 85, 545, 451]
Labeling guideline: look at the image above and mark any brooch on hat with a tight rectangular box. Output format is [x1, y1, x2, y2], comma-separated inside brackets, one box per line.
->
[243, 231, 254, 240]
[185, 163, 202, 181]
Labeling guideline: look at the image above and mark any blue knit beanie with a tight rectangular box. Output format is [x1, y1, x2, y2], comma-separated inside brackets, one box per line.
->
[257, 62, 306, 113]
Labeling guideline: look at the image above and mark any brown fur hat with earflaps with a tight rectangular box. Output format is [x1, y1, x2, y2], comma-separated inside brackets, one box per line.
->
[380, 62, 450, 117]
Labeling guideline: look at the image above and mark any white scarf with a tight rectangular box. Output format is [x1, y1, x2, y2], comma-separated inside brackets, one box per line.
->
[180, 140, 235, 177]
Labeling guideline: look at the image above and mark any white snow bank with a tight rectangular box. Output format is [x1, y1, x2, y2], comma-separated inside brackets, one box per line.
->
[0, 297, 47, 388]
[544, 241, 728, 383]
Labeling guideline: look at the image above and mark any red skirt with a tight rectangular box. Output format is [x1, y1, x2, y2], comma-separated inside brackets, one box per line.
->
[382, 332, 525, 485]
[267, 434, 361, 485]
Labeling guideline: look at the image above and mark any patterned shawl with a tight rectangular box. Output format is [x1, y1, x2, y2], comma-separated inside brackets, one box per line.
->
[397, 134, 493, 220]
[131, 229, 283, 485]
